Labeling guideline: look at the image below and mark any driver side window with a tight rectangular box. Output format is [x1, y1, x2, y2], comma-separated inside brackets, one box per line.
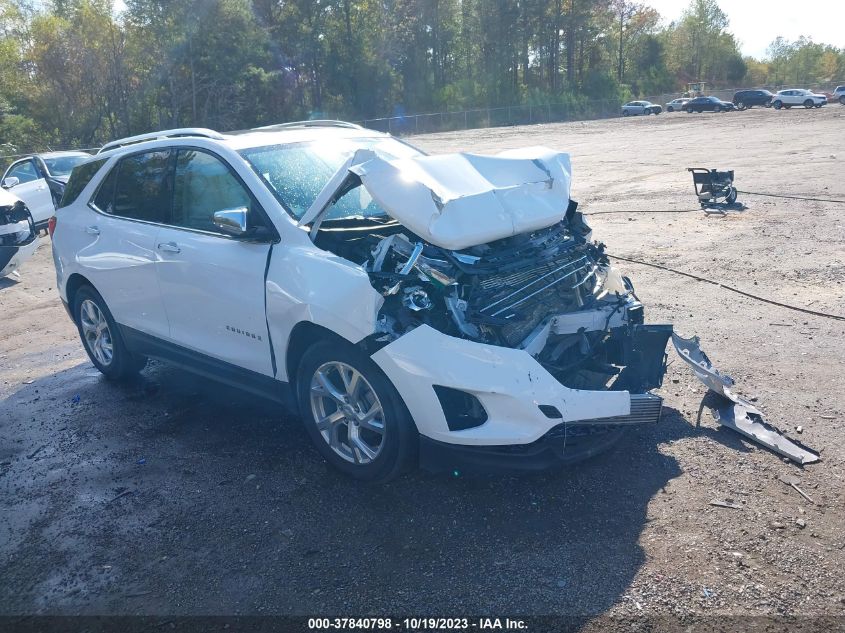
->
[8, 161, 39, 185]
[171, 149, 256, 234]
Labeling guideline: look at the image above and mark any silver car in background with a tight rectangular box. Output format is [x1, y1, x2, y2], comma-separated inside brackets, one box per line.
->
[664, 98, 690, 112]
[621, 101, 662, 116]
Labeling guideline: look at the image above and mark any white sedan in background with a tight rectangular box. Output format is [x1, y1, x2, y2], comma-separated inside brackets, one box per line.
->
[771, 89, 827, 109]
[1, 151, 91, 229]
[621, 101, 662, 116]
[664, 98, 690, 112]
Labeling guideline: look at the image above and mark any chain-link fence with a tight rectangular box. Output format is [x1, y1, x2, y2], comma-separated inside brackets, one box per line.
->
[356, 99, 621, 136]
[2, 81, 843, 161]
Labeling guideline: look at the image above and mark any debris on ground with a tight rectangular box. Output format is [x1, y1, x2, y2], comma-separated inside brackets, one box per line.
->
[778, 474, 815, 504]
[709, 498, 743, 510]
[671, 333, 820, 465]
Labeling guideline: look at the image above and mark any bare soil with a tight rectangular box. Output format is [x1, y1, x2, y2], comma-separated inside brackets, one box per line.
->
[1, 106, 844, 626]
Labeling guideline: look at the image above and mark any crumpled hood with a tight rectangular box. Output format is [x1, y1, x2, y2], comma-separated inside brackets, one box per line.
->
[0, 187, 23, 208]
[301, 146, 572, 251]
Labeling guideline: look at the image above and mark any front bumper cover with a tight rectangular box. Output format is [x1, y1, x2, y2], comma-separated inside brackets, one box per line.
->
[419, 420, 643, 473]
[371, 324, 665, 448]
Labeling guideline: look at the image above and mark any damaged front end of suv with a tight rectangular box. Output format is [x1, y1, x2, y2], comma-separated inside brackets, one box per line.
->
[299, 145, 672, 471]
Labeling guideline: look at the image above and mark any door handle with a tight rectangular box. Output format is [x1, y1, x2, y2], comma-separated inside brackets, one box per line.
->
[157, 241, 181, 254]
[85, 225, 100, 235]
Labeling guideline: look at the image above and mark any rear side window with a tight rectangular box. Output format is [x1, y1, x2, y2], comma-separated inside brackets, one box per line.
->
[172, 149, 253, 233]
[60, 158, 107, 208]
[94, 150, 173, 223]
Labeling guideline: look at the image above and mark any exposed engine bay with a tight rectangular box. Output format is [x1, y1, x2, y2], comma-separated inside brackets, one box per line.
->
[314, 202, 672, 395]
[296, 143, 819, 466]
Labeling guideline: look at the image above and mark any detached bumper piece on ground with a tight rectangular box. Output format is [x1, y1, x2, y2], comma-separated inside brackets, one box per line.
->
[672, 333, 820, 465]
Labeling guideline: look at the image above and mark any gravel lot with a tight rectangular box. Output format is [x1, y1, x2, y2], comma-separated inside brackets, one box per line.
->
[2, 106, 844, 627]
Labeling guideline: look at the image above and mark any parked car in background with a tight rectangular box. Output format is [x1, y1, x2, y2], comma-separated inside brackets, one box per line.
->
[621, 101, 662, 116]
[771, 89, 827, 109]
[684, 96, 734, 113]
[732, 89, 773, 110]
[833, 86, 845, 105]
[664, 98, 690, 112]
[1, 151, 91, 229]
[0, 187, 38, 279]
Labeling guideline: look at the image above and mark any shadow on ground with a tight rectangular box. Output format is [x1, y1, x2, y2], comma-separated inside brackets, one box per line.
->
[0, 359, 739, 617]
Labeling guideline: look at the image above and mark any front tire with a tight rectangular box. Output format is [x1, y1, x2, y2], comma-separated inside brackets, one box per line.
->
[296, 340, 417, 481]
[667, 106, 674, 112]
[714, 105, 722, 113]
[773, 100, 782, 109]
[803, 99, 814, 108]
[73, 286, 146, 380]
[736, 101, 745, 110]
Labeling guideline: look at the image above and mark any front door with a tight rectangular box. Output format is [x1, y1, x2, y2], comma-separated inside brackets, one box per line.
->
[154, 148, 274, 377]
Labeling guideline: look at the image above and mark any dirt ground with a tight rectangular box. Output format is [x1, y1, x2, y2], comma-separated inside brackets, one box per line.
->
[1, 106, 844, 627]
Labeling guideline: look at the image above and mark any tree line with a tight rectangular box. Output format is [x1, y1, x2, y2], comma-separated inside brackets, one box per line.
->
[0, 0, 842, 155]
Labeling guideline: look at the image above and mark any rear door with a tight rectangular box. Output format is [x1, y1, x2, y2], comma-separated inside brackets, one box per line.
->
[2, 159, 54, 225]
[79, 150, 171, 339]
[153, 147, 275, 377]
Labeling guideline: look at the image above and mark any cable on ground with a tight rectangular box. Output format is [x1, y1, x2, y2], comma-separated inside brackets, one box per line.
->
[607, 253, 845, 322]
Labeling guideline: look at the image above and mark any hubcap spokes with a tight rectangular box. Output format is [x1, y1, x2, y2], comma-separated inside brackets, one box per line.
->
[309, 361, 385, 465]
[80, 299, 113, 366]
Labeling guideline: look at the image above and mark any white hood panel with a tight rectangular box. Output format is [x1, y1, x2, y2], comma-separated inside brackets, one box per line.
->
[302, 146, 572, 251]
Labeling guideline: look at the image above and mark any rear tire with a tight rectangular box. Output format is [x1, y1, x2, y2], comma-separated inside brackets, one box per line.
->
[296, 340, 417, 482]
[773, 100, 782, 109]
[73, 285, 146, 380]
[667, 106, 674, 112]
[840, 96, 845, 105]
[622, 110, 630, 117]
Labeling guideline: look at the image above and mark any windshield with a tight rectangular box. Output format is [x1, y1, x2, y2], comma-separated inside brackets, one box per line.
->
[240, 137, 423, 221]
[44, 155, 89, 178]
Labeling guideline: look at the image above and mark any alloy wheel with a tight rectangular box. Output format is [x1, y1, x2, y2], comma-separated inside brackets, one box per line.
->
[309, 361, 385, 465]
[79, 299, 113, 366]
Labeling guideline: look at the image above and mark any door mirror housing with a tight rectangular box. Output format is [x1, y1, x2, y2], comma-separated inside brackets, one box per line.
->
[2, 177, 20, 189]
[212, 207, 249, 237]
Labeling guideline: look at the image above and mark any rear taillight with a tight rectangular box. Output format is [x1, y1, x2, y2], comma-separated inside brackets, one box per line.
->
[48, 215, 57, 238]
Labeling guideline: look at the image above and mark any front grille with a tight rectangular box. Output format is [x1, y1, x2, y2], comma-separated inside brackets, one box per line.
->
[468, 248, 598, 346]
[577, 393, 663, 426]
[542, 393, 663, 437]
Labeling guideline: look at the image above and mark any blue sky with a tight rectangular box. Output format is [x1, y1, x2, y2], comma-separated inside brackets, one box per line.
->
[645, 0, 844, 59]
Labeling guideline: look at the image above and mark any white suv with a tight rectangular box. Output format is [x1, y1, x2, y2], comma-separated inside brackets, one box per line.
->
[833, 86, 845, 105]
[51, 122, 671, 480]
[771, 89, 827, 109]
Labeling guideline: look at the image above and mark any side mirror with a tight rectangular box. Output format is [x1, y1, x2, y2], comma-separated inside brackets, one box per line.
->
[212, 207, 249, 237]
[2, 177, 20, 189]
